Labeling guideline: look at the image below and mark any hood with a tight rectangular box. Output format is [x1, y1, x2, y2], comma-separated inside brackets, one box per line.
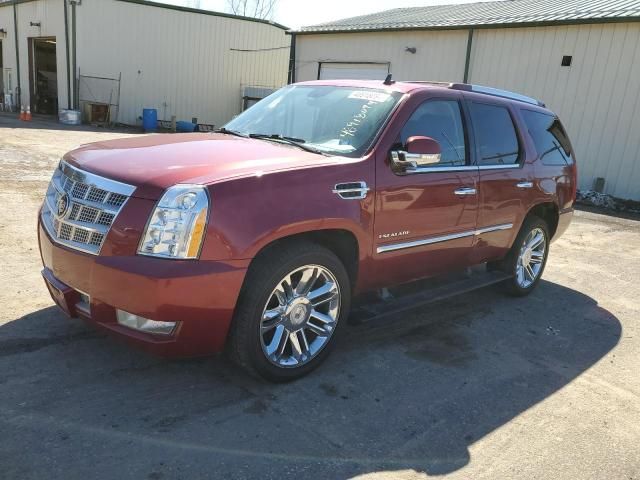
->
[65, 133, 345, 199]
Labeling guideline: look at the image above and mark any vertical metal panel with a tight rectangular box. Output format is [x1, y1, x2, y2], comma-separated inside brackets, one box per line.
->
[469, 23, 640, 200]
[75, 0, 289, 127]
[295, 30, 469, 83]
[0, 0, 70, 111]
[297, 22, 640, 200]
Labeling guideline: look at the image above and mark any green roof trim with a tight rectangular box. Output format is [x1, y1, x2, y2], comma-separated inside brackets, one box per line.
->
[294, 0, 640, 34]
[116, 0, 288, 30]
[0, 0, 288, 30]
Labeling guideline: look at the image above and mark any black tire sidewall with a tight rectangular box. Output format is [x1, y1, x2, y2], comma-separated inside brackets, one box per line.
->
[235, 245, 351, 382]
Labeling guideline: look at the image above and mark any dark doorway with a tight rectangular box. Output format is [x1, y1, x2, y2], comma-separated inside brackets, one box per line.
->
[0, 40, 4, 99]
[29, 37, 58, 115]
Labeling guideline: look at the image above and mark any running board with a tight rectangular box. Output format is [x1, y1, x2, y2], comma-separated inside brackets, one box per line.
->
[349, 266, 512, 325]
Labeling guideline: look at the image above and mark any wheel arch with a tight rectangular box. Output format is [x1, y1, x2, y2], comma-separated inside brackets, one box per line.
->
[525, 202, 560, 238]
[247, 228, 361, 290]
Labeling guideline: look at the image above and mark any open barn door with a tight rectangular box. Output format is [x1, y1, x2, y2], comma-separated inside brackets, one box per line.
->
[29, 37, 58, 115]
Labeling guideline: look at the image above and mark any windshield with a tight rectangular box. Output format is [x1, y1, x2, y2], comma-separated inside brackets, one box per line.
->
[223, 85, 403, 157]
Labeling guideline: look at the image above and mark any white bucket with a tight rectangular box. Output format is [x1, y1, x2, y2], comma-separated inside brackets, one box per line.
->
[59, 109, 82, 125]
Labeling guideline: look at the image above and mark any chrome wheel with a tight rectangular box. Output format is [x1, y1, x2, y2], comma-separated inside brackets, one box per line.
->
[260, 264, 341, 368]
[516, 227, 546, 288]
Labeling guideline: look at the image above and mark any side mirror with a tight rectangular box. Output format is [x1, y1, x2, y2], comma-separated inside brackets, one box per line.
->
[390, 136, 442, 171]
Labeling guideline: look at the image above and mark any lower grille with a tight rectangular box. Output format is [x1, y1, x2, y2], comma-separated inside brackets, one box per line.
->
[41, 161, 136, 255]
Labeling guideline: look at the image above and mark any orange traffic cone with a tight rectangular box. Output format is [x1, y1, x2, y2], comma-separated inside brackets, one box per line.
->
[19, 105, 26, 121]
[25, 106, 32, 122]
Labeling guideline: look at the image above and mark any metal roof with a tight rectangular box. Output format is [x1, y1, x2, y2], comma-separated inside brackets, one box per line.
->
[0, 0, 289, 30]
[296, 0, 640, 34]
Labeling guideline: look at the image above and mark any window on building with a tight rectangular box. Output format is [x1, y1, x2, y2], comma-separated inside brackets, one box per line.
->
[400, 100, 466, 167]
[469, 102, 520, 165]
[521, 109, 573, 165]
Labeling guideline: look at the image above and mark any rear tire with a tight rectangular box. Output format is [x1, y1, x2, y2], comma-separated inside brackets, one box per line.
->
[497, 216, 550, 296]
[228, 241, 351, 382]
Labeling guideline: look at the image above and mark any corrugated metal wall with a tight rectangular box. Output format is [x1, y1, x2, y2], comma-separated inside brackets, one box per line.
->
[469, 23, 640, 201]
[76, 0, 290, 127]
[0, 0, 69, 111]
[295, 31, 469, 84]
[295, 23, 640, 200]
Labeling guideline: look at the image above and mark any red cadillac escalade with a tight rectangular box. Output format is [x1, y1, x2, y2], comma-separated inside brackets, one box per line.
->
[39, 79, 576, 381]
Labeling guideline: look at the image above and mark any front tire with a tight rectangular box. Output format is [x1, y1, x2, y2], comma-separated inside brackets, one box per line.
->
[498, 216, 550, 296]
[228, 242, 351, 382]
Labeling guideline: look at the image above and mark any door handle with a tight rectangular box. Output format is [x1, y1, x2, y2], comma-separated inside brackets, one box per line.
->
[454, 187, 477, 196]
[516, 181, 533, 189]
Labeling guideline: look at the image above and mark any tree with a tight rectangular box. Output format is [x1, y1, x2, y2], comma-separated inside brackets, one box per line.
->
[227, 0, 278, 20]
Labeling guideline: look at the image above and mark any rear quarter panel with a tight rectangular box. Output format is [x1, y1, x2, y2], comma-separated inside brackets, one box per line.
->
[516, 105, 577, 225]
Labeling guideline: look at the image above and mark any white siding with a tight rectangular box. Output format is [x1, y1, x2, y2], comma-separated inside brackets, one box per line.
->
[1, 0, 289, 127]
[468, 23, 640, 201]
[296, 22, 640, 200]
[0, 0, 70, 111]
[76, 0, 289, 127]
[295, 30, 469, 83]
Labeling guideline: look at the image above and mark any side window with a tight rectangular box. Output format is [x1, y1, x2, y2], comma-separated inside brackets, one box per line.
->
[469, 102, 520, 166]
[521, 110, 573, 165]
[400, 100, 466, 167]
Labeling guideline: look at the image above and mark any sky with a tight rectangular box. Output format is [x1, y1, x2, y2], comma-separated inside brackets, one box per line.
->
[161, 0, 479, 29]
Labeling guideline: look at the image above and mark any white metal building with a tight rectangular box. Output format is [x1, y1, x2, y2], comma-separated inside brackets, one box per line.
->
[291, 0, 640, 201]
[0, 0, 290, 127]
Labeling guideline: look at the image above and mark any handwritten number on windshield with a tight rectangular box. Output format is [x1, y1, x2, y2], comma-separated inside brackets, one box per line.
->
[340, 101, 375, 138]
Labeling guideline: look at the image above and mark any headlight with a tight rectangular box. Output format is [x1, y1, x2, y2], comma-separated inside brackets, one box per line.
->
[138, 184, 209, 259]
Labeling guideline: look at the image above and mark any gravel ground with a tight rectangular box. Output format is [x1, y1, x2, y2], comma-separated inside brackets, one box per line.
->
[1, 113, 639, 480]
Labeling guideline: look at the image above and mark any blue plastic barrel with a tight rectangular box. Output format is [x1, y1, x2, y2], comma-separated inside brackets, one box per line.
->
[142, 108, 158, 132]
[176, 120, 197, 133]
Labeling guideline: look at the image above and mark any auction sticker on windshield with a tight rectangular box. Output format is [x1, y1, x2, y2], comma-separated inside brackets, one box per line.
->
[348, 91, 392, 103]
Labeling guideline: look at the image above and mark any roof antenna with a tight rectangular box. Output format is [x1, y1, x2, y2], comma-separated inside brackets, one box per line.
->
[383, 73, 395, 85]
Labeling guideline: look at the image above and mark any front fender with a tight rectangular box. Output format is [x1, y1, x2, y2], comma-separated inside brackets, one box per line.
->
[199, 161, 375, 261]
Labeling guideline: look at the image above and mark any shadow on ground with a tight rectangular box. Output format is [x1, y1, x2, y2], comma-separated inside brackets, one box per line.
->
[0, 280, 621, 479]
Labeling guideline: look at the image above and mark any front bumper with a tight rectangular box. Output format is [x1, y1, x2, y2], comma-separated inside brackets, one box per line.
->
[38, 221, 249, 357]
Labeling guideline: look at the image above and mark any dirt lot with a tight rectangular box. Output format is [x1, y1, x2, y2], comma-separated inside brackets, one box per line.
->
[1, 113, 639, 480]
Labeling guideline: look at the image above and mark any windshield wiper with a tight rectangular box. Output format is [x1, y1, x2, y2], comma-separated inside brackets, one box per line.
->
[214, 127, 249, 138]
[248, 133, 329, 156]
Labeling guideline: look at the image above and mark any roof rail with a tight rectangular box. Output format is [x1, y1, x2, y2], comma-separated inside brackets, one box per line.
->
[406, 81, 545, 107]
[452, 84, 545, 107]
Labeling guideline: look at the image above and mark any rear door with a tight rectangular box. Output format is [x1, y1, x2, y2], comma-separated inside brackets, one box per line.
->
[373, 92, 479, 286]
[464, 96, 535, 264]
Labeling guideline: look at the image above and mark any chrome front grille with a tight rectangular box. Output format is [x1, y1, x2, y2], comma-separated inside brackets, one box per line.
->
[41, 161, 136, 255]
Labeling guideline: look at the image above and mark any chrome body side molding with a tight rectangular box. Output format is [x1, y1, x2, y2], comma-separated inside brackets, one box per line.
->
[393, 163, 522, 175]
[377, 223, 514, 254]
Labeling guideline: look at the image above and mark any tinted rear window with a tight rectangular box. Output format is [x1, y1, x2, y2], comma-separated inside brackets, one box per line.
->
[469, 102, 520, 166]
[521, 110, 573, 166]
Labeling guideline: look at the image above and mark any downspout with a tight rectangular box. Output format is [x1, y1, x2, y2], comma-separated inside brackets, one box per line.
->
[287, 32, 296, 84]
[63, 0, 71, 109]
[463, 28, 474, 84]
[71, 0, 78, 109]
[12, 0, 21, 109]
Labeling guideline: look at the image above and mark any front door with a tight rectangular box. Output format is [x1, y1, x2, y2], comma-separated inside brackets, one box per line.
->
[373, 94, 479, 287]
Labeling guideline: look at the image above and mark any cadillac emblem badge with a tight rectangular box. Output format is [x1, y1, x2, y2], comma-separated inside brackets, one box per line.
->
[56, 193, 70, 218]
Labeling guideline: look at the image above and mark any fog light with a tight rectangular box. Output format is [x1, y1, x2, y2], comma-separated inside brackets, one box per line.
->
[116, 310, 177, 335]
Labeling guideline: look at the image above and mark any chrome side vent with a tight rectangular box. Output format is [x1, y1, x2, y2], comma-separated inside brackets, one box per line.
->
[332, 182, 370, 200]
